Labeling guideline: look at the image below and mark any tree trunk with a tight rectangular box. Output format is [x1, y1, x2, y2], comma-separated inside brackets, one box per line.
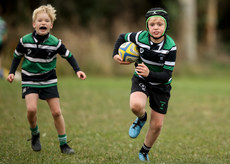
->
[205, 0, 217, 56]
[178, 0, 197, 64]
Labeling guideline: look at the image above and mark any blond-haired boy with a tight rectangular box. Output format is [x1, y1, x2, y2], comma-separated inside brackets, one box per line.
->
[7, 4, 86, 154]
[113, 7, 176, 162]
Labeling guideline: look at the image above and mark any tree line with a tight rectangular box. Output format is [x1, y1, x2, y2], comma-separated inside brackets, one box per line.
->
[0, 0, 229, 75]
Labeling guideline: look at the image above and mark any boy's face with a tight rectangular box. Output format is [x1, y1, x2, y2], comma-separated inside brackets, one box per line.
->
[147, 17, 166, 39]
[33, 12, 53, 35]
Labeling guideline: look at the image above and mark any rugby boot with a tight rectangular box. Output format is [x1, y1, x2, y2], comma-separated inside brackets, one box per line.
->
[129, 117, 146, 138]
[60, 143, 75, 154]
[139, 152, 149, 162]
[31, 133, 41, 151]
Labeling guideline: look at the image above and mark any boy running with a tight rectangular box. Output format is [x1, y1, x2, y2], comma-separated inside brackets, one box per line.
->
[7, 4, 86, 154]
[113, 7, 177, 162]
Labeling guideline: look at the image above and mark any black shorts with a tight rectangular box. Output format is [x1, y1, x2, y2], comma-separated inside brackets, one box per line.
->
[22, 86, 60, 100]
[131, 75, 171, 114]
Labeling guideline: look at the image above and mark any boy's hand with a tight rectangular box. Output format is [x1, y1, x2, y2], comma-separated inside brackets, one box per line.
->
[76, 71, 87, 80]
[136, 62, 150, 77]
[113, 54, 131, 65]
[7, 74, 15, 83]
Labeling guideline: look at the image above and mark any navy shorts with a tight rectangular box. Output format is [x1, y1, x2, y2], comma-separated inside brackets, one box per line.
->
[22, 86, 60, 100]
[131, 75, 171, 114]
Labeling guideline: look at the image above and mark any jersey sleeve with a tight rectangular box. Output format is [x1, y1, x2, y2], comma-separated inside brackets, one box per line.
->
[124, 32, 139, 43]
[163, 46, 176, 71]
[112, 33, 126, 57]
[57, 41, 80, 72]
[8, 39, 26, 74]
[66, 56, 80, 72]
[9, 57, 21, 74]
[57, 41, 73, 59]
[112, 31, 141, 57]
[13, 38, 26, 59]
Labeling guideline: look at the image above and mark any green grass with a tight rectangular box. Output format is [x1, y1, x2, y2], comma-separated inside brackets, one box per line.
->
[0, 76, 230, 164]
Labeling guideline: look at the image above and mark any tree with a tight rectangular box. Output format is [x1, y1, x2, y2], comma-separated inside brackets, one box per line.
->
[178, 0, 197, 64]
[205, 0, 217, 56]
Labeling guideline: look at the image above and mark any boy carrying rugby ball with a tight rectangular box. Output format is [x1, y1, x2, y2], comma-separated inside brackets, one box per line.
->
[113, 7, 177, 162]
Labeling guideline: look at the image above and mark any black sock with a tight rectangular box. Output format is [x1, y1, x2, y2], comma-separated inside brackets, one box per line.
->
[140, 143, 151, 154]
[139, 112, 147, 122]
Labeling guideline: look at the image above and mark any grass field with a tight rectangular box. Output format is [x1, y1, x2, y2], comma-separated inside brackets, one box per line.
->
[0, 76, 230, 164]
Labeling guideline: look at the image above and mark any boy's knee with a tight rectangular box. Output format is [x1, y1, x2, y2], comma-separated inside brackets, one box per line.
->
[27, 106, 37, 116]
[130, 102, 144, 114]
[51, 110, 62, 118]
[150, 122, 163, 132]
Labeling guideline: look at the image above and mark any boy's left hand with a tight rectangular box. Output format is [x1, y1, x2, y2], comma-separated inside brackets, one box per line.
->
[76, 71, 87, 80]
[136, 63, 150, 77]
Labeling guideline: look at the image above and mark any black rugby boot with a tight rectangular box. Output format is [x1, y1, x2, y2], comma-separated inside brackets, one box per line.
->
[60, 143, 75, 154]
[31, 133, 41, 151]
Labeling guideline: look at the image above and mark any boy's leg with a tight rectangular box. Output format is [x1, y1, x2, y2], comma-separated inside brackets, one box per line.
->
[129, 92, 148, 138]
[25, 93, 41, 151]
[130, 91, 147, 117]
[47, 98, 65, 135]
[47, 98, 74, 154]
[144, 109, 164, 147]
[139, 109, 164, 161]
[25, 93, 39, 128]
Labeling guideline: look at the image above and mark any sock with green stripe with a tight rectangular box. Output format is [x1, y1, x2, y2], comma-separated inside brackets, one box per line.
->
[58, 134, 67, 146]
[30, 125, 39, 135]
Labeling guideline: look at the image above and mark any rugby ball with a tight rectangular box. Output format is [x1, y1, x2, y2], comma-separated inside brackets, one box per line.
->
[118, 42, 139, 62]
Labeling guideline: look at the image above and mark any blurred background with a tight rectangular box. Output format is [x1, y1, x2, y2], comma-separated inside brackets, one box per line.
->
[0, 0, 229, 77]
[1, 1, 230, 163]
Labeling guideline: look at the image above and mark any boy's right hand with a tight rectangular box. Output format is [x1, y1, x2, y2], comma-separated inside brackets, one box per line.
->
[113, 54, 131, 65]
[7, 74, 15, 83]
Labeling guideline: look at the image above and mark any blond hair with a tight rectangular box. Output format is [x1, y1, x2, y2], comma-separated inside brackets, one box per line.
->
[32, 4, 56, 23]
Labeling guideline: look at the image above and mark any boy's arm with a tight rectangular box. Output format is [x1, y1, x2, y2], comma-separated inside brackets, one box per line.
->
[66, 55, 80, 72]
[112, 32, 139, 58]
[59, 45, 86, 80]
[9, 57, 21, 74]
[112, 33, 126, 57]
[8, 40, 24, 75]
[146, 49, 176, 83]
[7, 56, 21, 83]
[146, 69, 172, 83]
[57, 42, 81, 72]
[112, 33, 132, 65]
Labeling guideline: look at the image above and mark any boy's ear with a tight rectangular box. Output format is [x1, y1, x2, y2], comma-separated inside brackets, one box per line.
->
[32, 22, 36, 28]
[50, 23, 53, 29]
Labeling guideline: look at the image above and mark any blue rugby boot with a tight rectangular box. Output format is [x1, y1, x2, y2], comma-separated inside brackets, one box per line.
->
[139, 152, 149, 162]
[129, 117, 146, 138]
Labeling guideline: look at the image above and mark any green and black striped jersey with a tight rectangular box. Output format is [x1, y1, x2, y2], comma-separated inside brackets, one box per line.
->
[11, 32, 80, 88]
[113, 30, 177, 85]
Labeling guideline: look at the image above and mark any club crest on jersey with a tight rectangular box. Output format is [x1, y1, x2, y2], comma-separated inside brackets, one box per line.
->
[27, 49, 32, 55]
[140, 48, 144, 54]
[47, 50, 53, 56]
